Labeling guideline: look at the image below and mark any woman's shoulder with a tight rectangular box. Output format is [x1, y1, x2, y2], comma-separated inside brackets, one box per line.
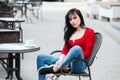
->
[86, 27, 95, 33]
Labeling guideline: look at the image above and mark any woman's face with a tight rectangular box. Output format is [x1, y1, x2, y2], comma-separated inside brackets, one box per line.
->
[69, 12, 81, 28]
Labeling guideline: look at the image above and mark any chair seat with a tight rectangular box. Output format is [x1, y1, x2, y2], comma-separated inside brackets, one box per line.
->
[53, 72, 89, 77]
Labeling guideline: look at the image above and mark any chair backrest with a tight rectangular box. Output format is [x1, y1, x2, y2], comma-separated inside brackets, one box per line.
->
[0, 12, 14, 29]
[0, 1, 14, 29]
[0, 1, 11, 12]
[85, 32, 102, 66]
[0, 29, 20, 58]
[0, 29, 20, 43]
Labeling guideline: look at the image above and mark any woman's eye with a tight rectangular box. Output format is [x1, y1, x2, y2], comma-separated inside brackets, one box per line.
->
[69, 18, 72, 21]
[73, 17, 77, 19]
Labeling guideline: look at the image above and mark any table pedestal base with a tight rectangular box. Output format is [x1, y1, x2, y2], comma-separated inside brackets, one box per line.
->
[5, 53, 22, 80]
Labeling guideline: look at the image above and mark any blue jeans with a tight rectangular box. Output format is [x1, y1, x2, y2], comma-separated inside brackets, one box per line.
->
[37, 45, 86, 80]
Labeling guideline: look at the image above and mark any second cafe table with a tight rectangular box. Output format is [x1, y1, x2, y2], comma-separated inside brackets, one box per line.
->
[0, 17, 25, 29]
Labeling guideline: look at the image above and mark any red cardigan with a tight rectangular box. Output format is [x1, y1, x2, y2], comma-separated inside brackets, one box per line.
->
[61, 27, 95, 59]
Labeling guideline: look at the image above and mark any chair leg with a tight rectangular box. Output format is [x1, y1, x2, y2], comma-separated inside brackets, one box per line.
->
[88, 67, 92, 80]
[89, 74, 92, 80]
[79, 76, 81, 80]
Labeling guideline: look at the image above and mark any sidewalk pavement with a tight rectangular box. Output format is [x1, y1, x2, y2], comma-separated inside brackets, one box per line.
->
[0, 2, 120, 80]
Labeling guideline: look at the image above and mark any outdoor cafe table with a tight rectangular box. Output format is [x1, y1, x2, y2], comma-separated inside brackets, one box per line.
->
[0, 43, 40, 80]
[15, 0, 33, 22]
[0, 17, 25, 29]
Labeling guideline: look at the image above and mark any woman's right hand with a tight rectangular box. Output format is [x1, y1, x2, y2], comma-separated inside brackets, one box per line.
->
[53, 54, 65, 72]
[53, 60, 60, 72]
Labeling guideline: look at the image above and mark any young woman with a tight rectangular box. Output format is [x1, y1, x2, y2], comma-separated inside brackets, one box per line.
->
[37, 8, 95, 80]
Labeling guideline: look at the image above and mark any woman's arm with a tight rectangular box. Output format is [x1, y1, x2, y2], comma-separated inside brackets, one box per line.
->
[53, 54, 65, 72]
[84, 28, 95, 58]
[58, 54, 65, 62]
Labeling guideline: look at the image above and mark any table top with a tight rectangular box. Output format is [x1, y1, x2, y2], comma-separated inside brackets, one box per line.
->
[15, 1, 33, 4]
[0, 43, 40, 53]
[0, 29, 19, 32]
[0, 17, 25, 22]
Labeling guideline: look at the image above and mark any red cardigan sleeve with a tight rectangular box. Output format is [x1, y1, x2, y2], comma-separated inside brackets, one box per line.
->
[83, 29, 95, 58]
[61, 43, 69, 55]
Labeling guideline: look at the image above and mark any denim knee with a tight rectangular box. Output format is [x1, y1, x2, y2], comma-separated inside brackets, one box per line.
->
[71, 45, 82, 54]
[37, 54, 47, 69]
[37, 54, 45, 59]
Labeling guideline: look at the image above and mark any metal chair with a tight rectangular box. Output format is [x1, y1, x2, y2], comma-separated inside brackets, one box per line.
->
[0, 1, 18, 28]
[0, 1, 11, 12]
[29, 0, 43, 19]
[46, 32, 103, 80]
[0, 1, 14, 29]
[0, 1, 17, 14]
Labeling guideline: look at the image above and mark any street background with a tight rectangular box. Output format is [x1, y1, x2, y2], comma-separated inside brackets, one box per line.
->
[0, 1, 120, 80]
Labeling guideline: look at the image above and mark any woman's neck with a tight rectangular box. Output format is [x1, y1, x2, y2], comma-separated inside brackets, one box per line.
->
[76, 26, 84, 32]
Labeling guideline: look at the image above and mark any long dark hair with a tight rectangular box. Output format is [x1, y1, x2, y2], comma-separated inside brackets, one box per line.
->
[64, 8, 85, 48]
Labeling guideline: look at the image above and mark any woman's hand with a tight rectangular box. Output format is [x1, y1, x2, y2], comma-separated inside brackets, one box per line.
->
[53, 60, 60, 72]
[62, 65, 71, 73]
[53, 54, 65, 72]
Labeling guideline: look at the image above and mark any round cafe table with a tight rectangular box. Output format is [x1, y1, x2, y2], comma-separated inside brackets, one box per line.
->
[0, 43, 40, 80]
